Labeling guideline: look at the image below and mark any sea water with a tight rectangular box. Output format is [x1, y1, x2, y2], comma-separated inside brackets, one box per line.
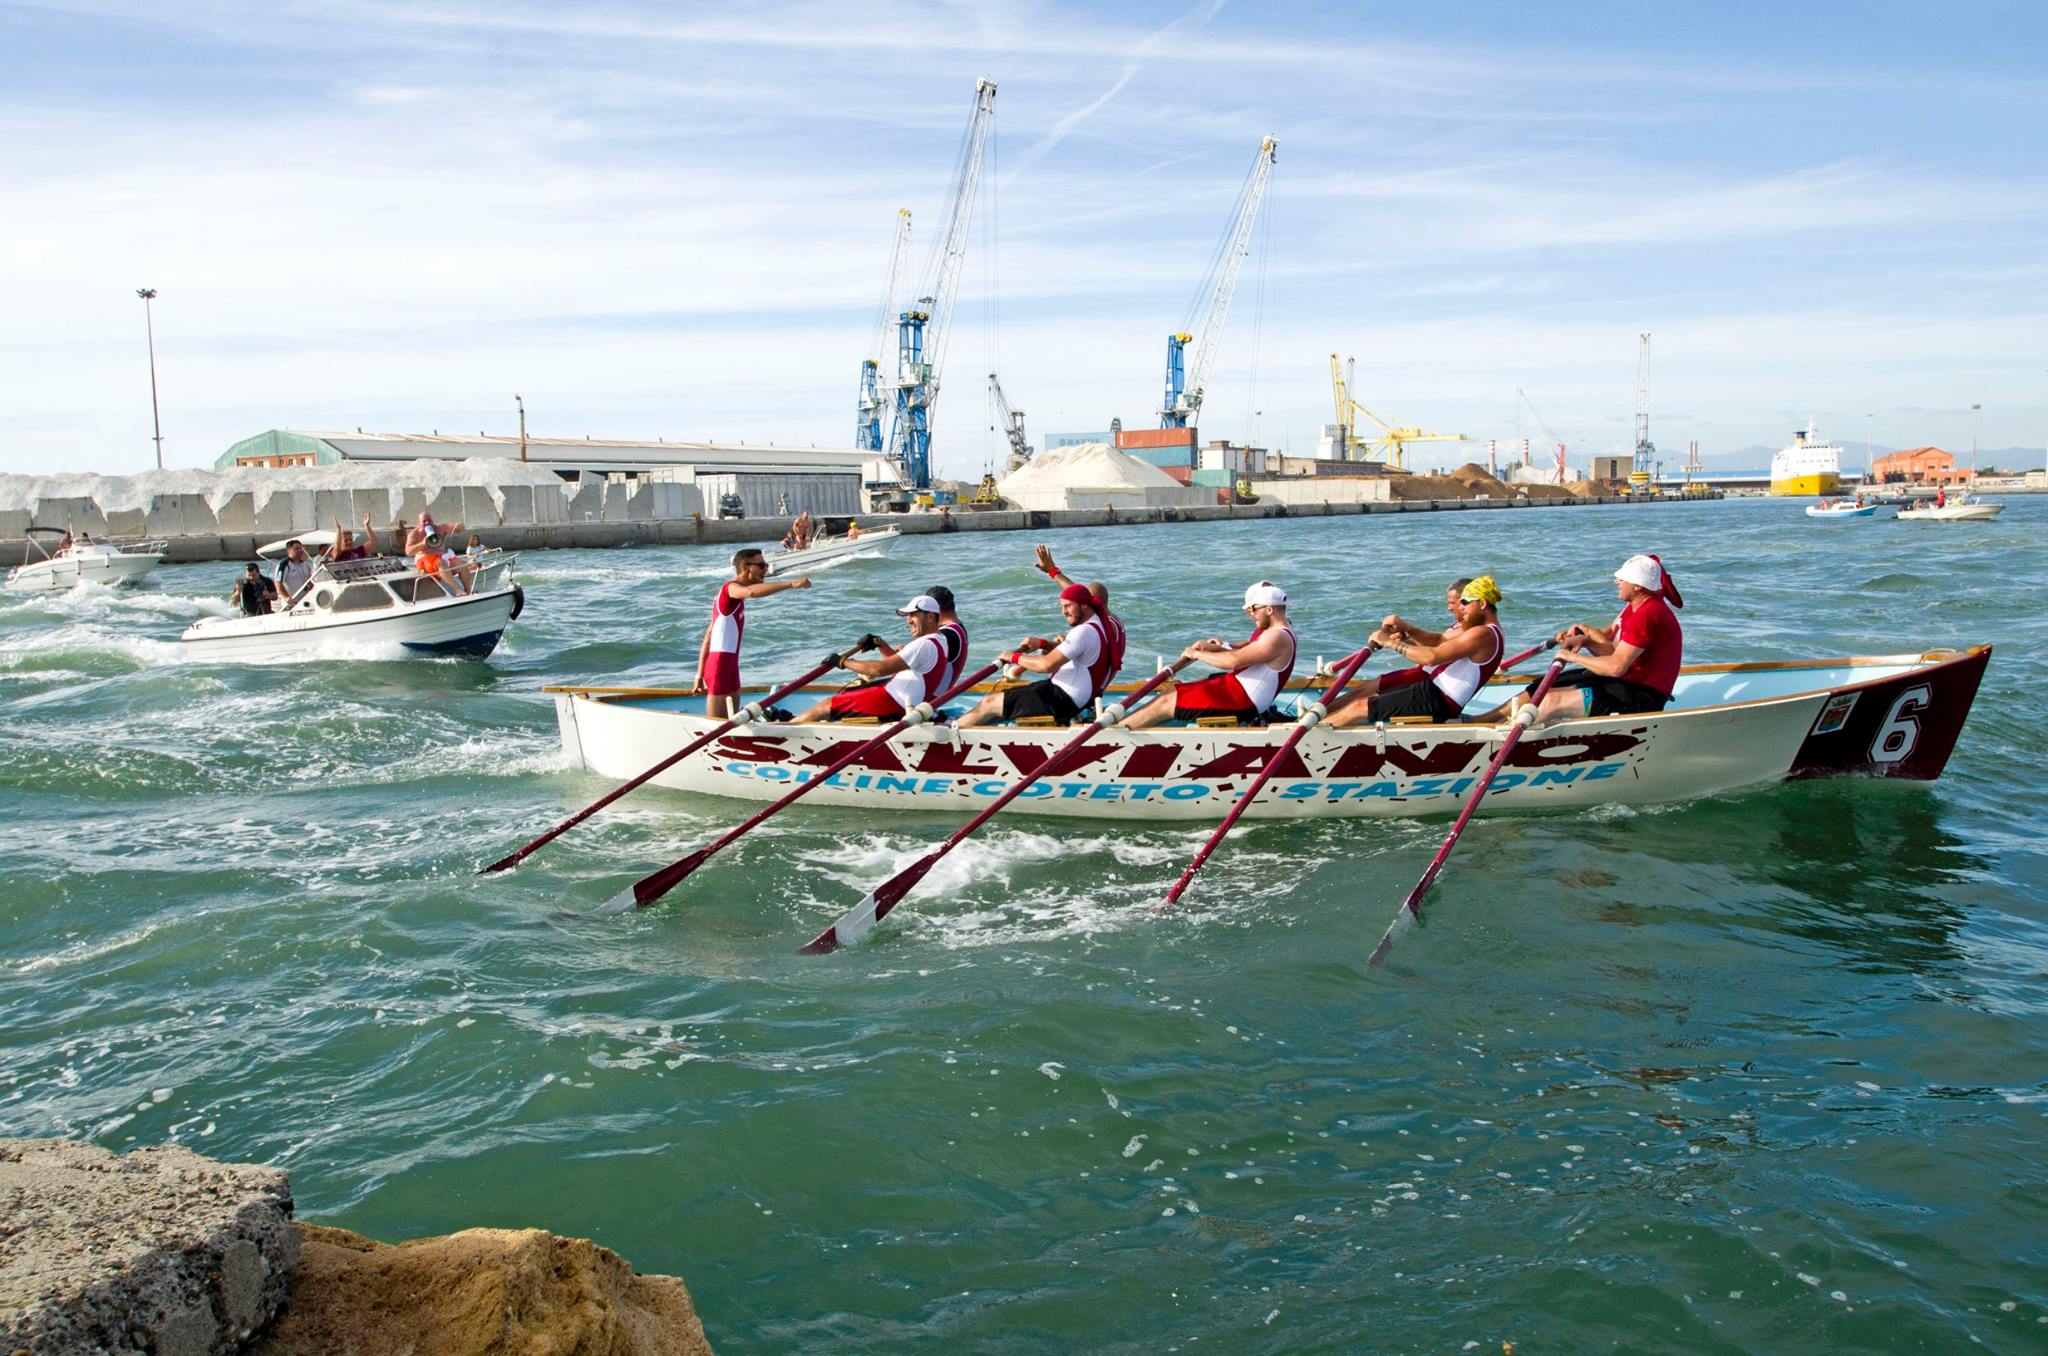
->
[4, 498, 2044, 1351]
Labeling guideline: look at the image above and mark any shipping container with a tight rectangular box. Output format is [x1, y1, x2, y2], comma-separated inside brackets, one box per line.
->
[1191, 468, 1235, 487]
[1126, 444, 1195, 470]
[1116, 427, 1199, 450]
[1160, 464, 1192, 485]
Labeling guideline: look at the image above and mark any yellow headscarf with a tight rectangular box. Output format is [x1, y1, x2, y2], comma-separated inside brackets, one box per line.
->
[1460, 575, 1502, 605]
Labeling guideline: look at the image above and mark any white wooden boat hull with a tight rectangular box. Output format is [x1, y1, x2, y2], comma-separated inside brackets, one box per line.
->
[1898, 503, 2002, 521]
[764, 528, 901, 575]
[548, 649, 1989, 823]
[180, 586, 518, 661]
[5, 549, 163, 592]
[1805, 504, 1879, 519]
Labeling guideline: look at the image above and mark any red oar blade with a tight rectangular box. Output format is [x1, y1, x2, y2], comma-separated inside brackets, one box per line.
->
[594, 845, 713, 914]
[798, 852, 935, 953]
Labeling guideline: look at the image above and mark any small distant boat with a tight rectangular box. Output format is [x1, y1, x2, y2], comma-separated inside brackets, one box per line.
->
[765, 527, 901, 575]
[180, 552, 525, 661]
[1898, 494, 2003, 523]
[1806, 499, 1879, 519]
[4, 526, 165, 592]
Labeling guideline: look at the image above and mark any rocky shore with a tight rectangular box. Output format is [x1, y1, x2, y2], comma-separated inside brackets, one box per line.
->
[0, 1139, 709, 1356]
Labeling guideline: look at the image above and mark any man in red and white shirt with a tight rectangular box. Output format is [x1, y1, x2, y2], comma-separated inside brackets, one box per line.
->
[1513, 553, 1684, 724]
[693, 547, 811, 719]
[954, 583, 1120, 728]
[790, 594, 949, 723]
[1124, 581, 1297, 728]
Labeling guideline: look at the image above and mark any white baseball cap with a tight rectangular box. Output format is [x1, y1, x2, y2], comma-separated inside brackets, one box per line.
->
[1614, 554, 1662, 590]
[1243, 581, 1287, 608]
[896, 594, 941, 615]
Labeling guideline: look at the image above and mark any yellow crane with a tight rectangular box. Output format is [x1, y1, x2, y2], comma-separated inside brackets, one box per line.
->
[1329, 354, 1465, 469]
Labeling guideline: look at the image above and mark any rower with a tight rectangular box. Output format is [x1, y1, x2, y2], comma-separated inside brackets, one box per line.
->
[1509, 553, 1683, 725]
[1324, 575, 1507, 726]
[926, 585, 970, 693]
[692, 547, 812, 720]
[1032, 543, 1127, 685]
[1124, 582, 1296, 729]
[789, 595, 947, 724]
[954, 583, 1119, 729]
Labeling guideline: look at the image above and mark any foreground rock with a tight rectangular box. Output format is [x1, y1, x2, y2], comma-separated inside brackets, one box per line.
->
[248, 1223, 711, 1356]
[0, 1138, 298, 1356]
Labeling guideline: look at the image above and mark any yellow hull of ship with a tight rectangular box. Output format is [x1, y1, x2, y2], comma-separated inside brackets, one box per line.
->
[1772, 472, 1840, 497]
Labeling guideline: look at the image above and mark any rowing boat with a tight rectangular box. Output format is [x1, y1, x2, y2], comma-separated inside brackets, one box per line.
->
[764, 528, 901, 575]
[547, 647, 1989, 822]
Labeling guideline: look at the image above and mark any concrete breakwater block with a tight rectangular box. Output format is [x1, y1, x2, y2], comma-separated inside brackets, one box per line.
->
[0, 1139, 298, 1356]
[249, 1224, 712, 1356]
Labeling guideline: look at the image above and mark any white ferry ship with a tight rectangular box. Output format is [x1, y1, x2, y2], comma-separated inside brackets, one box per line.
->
[1770, 423, 1843, 497]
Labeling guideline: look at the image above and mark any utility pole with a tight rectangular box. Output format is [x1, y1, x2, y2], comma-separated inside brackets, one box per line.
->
[516, 394, 528, 462]
[137, 288, 164, 469]
[1970, 402, 1981, 477]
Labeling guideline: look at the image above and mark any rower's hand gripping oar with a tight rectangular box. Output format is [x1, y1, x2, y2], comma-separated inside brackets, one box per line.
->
[798, 657, 1198, 954]
[592, 661, 1003, 914]
[479, 648, 858, 875]
[1368, 640, 1566, 968]
[1154, 641, 1380, 912]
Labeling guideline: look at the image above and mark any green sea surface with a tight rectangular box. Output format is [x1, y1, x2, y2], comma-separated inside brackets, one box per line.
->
[4, 498, 2044, 1352]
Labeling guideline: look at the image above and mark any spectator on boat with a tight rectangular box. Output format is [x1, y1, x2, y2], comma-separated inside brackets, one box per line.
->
[782, 511, 814, 552]
[1124, 581, 1297, 728]
[955, 582, 1123, 729]
[844, 520, 863, 542]
[692, 547, 812, 720]
[1935, 487, 1947, 509]
[1324, 576, 1508, 727]
[56, 530, 73, 554]
[413, 532, 471, 596]
[326, 515, 377, 562]
[229, 562, 279, 616]
[790, 595, 948, 724]
[1510, 554, 1683, 725]
[463, 532, 485, 557]
[274, 539, 317, 602]
[405, 512, 463, 557]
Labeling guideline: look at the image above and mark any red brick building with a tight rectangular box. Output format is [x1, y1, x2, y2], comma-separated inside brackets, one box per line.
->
[1871, 446, 1973, 485]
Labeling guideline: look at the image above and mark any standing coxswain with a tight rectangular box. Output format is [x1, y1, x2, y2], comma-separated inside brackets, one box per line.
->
[1510, 553, 1683, 725]
[693, 547, 812, 720]
[789, 594, 951, 724]
[1124, 581, 1296, 728]
[955, 582, 1122, 728]
[1324, 575, 1507, 726]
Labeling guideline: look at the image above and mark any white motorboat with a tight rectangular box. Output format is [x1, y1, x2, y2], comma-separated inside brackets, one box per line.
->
[180, 552, 526, 661]
[549, 648, 1989, 823]
[5, 526, 166, 592]
[1898, 494, 2003, 522]
[764, 528, 901, 575]
[1805, 499, 1880, 519]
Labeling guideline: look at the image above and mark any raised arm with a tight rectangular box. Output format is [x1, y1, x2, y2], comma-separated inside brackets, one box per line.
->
[728, 576, 811, 600]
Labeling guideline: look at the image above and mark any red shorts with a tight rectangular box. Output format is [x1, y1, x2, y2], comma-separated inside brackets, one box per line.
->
[703, 651, 740, 696]
[826, 683, 906, 721]
[1174, 672, 1256, 719]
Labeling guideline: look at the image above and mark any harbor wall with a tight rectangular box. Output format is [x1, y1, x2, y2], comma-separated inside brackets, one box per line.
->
[12, 491, 1678, 563]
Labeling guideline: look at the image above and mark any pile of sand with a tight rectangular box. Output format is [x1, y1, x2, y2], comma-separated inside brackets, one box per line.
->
[996, 443, 1181, 497]
[1387, 462, 1577, 502]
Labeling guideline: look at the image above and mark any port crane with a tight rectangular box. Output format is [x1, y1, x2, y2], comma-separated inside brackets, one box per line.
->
[1516, 387, 1569, 485]
[856, 209, 912, 453]
[1161, 136, 1277, 429]
[886, 78, 997, 492]
[988, 372, 1030, 473]
[1632, 332, 1655, 491]
[1328, 354, 1465, 468]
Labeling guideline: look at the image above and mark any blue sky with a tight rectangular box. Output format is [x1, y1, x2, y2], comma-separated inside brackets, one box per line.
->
[2, 0, 2044, 477]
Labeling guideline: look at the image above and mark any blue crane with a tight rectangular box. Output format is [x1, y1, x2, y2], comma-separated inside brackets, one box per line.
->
[885, 78, 997, 492]
[1161, 137, 1277, 430]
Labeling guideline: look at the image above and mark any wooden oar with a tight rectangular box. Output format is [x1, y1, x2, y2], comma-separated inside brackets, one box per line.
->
[1154, 642, 1379, 912]
[592, 662, 1002, 914]
[479, 650, 853, 875]
[798, 658, 1197, 954]
[1499, 641, 1544, 671]
[1368, 641, 1566, 968]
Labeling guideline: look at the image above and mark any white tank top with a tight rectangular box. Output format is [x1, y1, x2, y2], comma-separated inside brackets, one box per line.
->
[1428, 622, 1503, 708]
[1233, 624, 1296, 711]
